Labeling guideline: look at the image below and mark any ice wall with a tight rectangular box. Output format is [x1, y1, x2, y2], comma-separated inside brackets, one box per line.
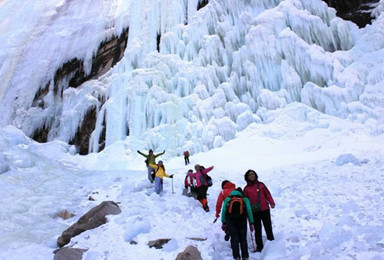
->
[1, 0, 383, 156]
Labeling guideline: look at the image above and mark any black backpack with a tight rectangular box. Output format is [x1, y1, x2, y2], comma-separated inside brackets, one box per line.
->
[227, 196, 246, 219]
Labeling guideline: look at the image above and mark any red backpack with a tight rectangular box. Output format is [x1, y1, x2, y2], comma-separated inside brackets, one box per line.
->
[227, 196, 245, 219]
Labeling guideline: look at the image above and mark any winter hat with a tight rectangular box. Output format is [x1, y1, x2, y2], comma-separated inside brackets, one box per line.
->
[187, 169, 193, 173]
[244, 169, 258, 182]
[158, 160, 163, 164]
[149, 149, 153, 153]
[221, 180, 230, 189]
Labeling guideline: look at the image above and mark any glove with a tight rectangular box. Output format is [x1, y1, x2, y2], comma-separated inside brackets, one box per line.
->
[250, 224, 254, 232]
[271, 204, 275, 209]
[169, 174, 174, 178]
[137, 150, 139, 153]
[215, 213, 220, 218]
[163, 150, 165, 153]
[221, 224, 227, 231]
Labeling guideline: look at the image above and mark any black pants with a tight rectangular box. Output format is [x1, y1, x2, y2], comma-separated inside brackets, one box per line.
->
[253, 209, 274, 250]
[195, 185, 208, 200]
[184, 156, 190, 165]
[227, 217, 249, 259]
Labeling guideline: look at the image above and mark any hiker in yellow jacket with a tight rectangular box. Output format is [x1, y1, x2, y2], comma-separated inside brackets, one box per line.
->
[148, 161, 173, 194]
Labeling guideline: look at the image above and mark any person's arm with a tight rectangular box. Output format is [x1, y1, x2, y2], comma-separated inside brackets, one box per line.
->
[221, 197, 230, 224]
[244, 197, 254, 224]
[264, 184, 275, 208]
[202, 166, 214, 174]
[137, 150, 147, 157]
[215, 192, 224, 218]
[148, 163, 157, 170]
[154, 150, 165, 158]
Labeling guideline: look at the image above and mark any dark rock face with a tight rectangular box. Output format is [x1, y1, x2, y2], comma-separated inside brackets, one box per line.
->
[69, 106, 97, 155]
[323, 0, 380, 28]
[197, 0, 209, 11]
[31, 28, 128, 153]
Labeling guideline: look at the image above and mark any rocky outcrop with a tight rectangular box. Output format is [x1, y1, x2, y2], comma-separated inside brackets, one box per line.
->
[176, 245, 203, 260]
[57, 201, 121, 247]
[31, 28, 128, 154]
[323, 0, 380, 27]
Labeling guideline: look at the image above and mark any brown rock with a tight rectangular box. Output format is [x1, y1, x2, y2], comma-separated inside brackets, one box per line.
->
[57, 201, 121, 247]
[176, 245, 203, 260]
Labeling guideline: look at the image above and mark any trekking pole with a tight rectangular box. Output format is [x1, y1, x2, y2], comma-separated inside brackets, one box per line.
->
[171, 176, 174, 194]
[213, 217, 218, 223]
[250, 231, 257, 252]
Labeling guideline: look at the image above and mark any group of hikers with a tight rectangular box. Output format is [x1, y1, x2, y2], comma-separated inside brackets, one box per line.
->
[137, 149, 275, 260]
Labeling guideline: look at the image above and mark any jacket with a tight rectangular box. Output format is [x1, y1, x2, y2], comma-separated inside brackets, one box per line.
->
[243, 181, 275, 211]
[189, 166, 213, 187]
[215, 181, 236, 218]
[221, 189, 254, 224]
[138, 150, 165, 164]
[148, 163, 171, 179]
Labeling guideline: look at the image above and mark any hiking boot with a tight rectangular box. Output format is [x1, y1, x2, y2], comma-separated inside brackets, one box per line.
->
[256, 247, 263, 252]
[242, 258, 249, 260]
[224, 233, 230, 241]
[234, 258, 240, 260]
[203, 205, 210, 212]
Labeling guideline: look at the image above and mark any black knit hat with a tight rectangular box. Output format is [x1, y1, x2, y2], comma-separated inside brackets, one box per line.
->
[244, 169, 258, 182]
[221, 180, 230, 189]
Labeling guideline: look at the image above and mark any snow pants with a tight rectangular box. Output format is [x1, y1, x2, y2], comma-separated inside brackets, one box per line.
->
[147, 165, 155, 183]
[227, 216, 249, 259]
[154, 177, 164, 194]
[253, 209, 274, 251]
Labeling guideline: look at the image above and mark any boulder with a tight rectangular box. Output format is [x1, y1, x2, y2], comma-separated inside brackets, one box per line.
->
[176, 245, 203, 260]
[147, 238, 171, 249]
[53, 248, 87, 260]
[57, 201, 121, 247]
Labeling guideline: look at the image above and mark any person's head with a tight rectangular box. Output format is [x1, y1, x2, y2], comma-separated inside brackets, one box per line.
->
[194, 164, 200, 171]
[187, 169, 193, 174]
[221, 180, 230, 189]
[149, 149, 153, 154]
[244, 169, 258, 183]
[158, 160, 163, 165]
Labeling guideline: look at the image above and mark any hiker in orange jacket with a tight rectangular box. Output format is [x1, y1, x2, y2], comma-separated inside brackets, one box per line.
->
[215, 180, 236, 218]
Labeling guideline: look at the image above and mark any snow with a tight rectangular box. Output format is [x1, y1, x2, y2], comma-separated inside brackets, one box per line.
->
[1, 103, 384, 260]
[1, 0, 384, 259]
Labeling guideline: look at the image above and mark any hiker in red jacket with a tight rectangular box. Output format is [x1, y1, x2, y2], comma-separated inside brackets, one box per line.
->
[183, 150, 190, 165]
[215, 180, 236, 218]
[189, 164, 214, 212]
[215, 180, 236, 241]
[243, 169, 275, 252]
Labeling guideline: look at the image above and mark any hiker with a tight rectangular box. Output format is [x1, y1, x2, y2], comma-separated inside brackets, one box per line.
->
[148, 160, 173, 194]
[243, 169, 275, 252]
[183, 169, 197, 198]
[221, 187, 254, 260]
[189, 164, 214, 212]
[137, 149, 165, 183]
[183, 150, 190, 165]
[215, 180, 236, 240]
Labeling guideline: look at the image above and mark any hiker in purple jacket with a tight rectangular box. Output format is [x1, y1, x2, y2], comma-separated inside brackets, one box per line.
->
[189, 164, 214, 212]
[243, 169, 275, 252]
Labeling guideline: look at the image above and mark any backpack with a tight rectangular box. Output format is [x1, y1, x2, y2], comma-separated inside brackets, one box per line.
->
[199, 166, 213, 187]
[227, 196, 245, 219]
